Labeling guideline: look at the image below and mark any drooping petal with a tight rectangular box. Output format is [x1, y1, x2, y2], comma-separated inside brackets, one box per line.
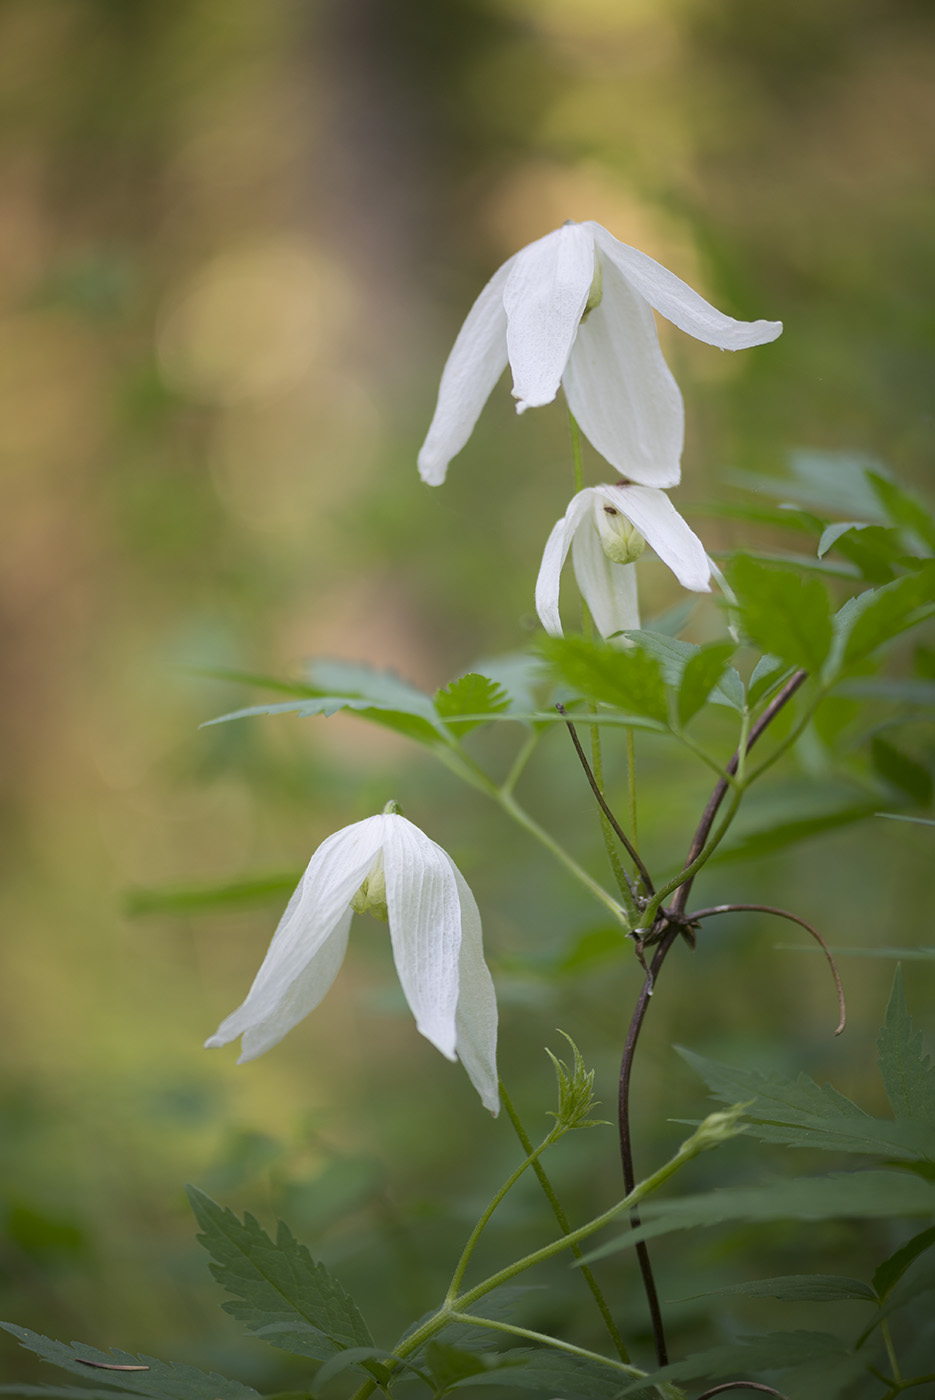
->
[237, 909, 353, 1062]
[205, 816, 386, 1054]
[382, 815, 462, 1061]
[417, 255, 516, 486]
[534, 489, 596, 637]
[600, 484, 711, 593]
[449, 864, 499, 1115]
[562, 252, 684, 488]
[571, 507, 641, 643]
[504, 223, 594, 413]
[588, 223, 782, 350]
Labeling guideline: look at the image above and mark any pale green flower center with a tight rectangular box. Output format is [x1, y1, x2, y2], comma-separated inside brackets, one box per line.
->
[580, 258, 603, 323]
[351, 850, 389, 922]
[595, 501, 645, 565]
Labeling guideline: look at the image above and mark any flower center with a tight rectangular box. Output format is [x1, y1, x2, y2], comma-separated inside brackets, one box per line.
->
[350, 850, 389, 922]
[580, 258, 603, 322]
[596, 502, 646, 565]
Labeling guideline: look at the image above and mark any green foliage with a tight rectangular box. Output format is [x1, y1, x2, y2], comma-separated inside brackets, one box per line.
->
[186, 1188, 377, 1372]
[676, 642, 738, 727]
[686, 1274, 877, 1303]
[539, 635, 668, 725]
[729, 554, 833, 672]
[434, 673, 511, 736]
[870, 735, 933, 806]
[877, 966, 935, 1126]
[615, 1329, 863, 1397]
[0, 1324, 257, 1400]
[872, 1224, 935, 1302]
[544, 1033, 607, 1132]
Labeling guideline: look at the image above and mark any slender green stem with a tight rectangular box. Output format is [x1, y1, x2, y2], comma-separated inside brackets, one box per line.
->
[447, 1311, 644, 1378]
[502, 730, 541, 796]
[881, 1318, 902, 1384]
[745, 686, 822, 786]
[673, 727, 734, 781]
[641, 782, 745, 927]
[445, 1118, 559, 1302]
[500, 1084, 631, 1363]
[569, 409, 585, 492]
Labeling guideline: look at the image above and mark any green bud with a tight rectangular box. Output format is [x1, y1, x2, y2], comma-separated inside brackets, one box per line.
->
[680, 1101, 751, 1157]
[350, 850, 389, 922]
[596, 502, 646, 565]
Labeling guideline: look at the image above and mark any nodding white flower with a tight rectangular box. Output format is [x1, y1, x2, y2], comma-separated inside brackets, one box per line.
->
[535, 482, 711, 643]
[206, 805, 499, 1114]
[418, 220, 781, 489]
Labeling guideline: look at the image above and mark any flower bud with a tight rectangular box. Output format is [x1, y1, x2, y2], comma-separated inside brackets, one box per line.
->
[351, 850, 389, 921]
[595, 501, 646, 565]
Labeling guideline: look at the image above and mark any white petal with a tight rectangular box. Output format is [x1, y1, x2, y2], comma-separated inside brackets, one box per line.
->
[237, 910, 352, 1062]
[600, 484, 711, 592]
[450, 864, 499, 1115]
[571, 508, 641, 643]
[382, 815, 462, 1061]
[205, 816, 386, 1054]
[589, 223, 782, 350]
[534, 489, 596, 637]
[417, 256, 515, 486]
[562, 252, 684, 488]
[504, 224, 594, 413]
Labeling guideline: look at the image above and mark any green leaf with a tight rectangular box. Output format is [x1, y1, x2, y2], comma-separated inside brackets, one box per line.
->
[0, 1324, 259, 1400]
[681, 1274, 876, 1303]
[678, 1046, 931, 1159]
[187, 1187, 373, 1365]
[729, 555, 833, 672]
[445, 1349, 647, 1399]
[540, 636, 668, 725]
[584, 1172, 935, 1265]
[872, 1224, 935, 1301]
[125, 872, 300, 917]
[732, 450, 890, 519]
[615, 1330, 856, 1397]
[818, 521, 871, 559]
[434, 673, 510, 736]
[621, 632, 741, 712]
[715, 793, 878, 865]
[838, 564, 935, 669]
[838, 677, 935, 705]
[677, 643, 738, 726]
[748, 654, 791, 707]
[877, 967, 935, 1125]
[870, 736, 933, 806]
[869, 472, 935, 551]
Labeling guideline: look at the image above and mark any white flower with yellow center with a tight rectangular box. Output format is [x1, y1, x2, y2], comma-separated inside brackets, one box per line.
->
[418, 220, 781, 488]
[206, 805, 499, 1114]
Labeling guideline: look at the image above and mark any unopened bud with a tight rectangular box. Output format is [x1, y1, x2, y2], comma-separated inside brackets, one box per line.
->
[351, 850, 389, 921]
[580, 259, 603, 322]
[595, 501, 646, 565]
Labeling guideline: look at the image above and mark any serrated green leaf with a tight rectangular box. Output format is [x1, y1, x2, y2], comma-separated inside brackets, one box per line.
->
[446, 1349, 646, 1399]
[878, 967, 935, 1126]
[838, 564, 935, 669]
[869, 472, 935, 551]
[584, 1172, 935, 1265]
[540, 636, 668, 725]
[676, 1046, 926, 1157]
[0, 1325, 258, 1400]
[832, 525, 912, 583]
[818, 522, 871, 559]
[729, 555, 833, 672]
[434, 673, 511, 736]
[204, 695, 445, 745]
[125, 872, 300, 917]
[187, 1187, 373, 1365]
[679, 1274, 877, 1303]
[872, 1224, 935, 1300]
[870, 736, 933, 805]
[615, 1330, 855, 1397]
[677, 643, 738, 726]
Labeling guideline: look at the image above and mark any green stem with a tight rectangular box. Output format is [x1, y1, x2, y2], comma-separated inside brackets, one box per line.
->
[626, 728, 638, 852]
[447, 1311, 644, 1379]
[569, 410, 585, 493]
[500, 1084, 631, 1363]
[502, 730, 541, 796]
[641, 782, 745, 928]
[881, 1318, 902, 1384]
[445, 1117, 559, 1303]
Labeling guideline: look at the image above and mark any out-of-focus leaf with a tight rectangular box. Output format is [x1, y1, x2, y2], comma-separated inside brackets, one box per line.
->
[434, 673, 510, 736]
[540, 636, 668, 724]
[446, 1349, 647, 1399]
[678, 1046, 933, 1159]
[679, 1274, 876, 1303]
[584, 1172, 935, 1265]
[723, 548, 861, 579]
[836, 564, 935, 670]
[872, 1224, 935, 1301]
[869, 472, 935, 551]
[870, 736, 933, 806]
[878, 967, 935, 1126]
[838, 677, 935, 705]
[615, 1329, 856, 1397]
[731, 451, 890, 520]
[467, 652, 546, 715]
[715, 801, 878, 864]
[696, 499, 827, 534]
[678, 643, 738, 726]
[125, 873, 299, 917]
[204, 696, 445, 746]
[818, 522, 871, 558]
[876, 813, 935, 828]
[626, 631, 741, 710]
[729, 555, 833, 672]
[832, 525, 914, 583]
[0, 1324, 259, 1400]
[748, 654, 791, 707]
[187, 1188, 373, 1365]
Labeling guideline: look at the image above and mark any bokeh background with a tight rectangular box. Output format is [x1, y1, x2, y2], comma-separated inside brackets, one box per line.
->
[2, 0, 934, 1389]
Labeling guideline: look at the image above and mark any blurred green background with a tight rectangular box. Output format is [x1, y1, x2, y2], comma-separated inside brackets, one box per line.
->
[1, 0, 934, 1388]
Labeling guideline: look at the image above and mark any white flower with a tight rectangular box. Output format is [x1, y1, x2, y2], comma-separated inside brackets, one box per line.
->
[205, 806, 499, 1114]
[535, 482, 711, 643]
[418, 220, 781, 489]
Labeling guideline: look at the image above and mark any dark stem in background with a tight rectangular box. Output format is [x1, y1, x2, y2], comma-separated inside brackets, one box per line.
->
[556, 705, 655, 896]
[616, 669, 809, 1368]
